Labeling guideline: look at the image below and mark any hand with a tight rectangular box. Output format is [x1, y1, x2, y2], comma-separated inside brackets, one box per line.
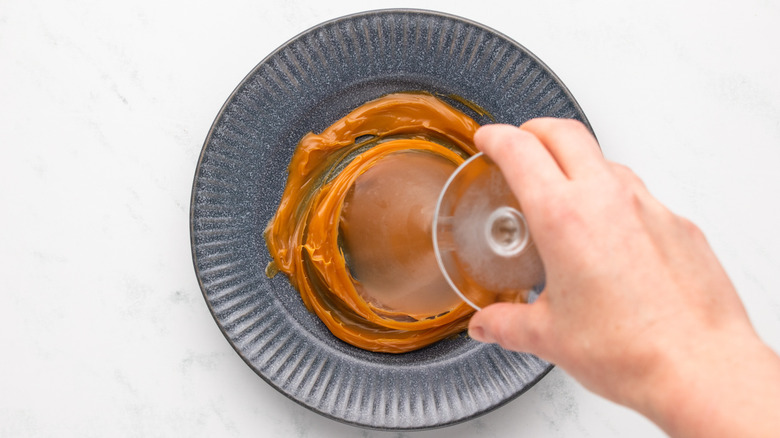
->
[468, 120, 780, 438]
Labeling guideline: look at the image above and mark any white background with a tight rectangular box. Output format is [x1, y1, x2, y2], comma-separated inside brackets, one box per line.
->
[2, 0, 779, 436]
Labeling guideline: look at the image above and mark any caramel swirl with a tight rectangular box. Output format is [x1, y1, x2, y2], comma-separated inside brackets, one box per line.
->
[265, 92, 480, 353]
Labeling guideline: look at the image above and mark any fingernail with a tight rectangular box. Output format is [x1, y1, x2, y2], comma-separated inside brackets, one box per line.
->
[469, 326, 494, 343]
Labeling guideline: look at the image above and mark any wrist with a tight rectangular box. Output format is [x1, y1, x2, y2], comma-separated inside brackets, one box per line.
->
[634, 326, 779, 438]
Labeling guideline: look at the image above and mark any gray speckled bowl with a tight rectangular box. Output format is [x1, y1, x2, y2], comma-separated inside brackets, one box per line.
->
[191, 8, 591, 430]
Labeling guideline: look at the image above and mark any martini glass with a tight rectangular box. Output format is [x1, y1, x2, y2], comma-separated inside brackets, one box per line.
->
[433, 153, 545, 310]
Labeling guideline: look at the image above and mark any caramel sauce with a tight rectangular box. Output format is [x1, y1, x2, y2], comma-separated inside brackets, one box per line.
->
[264, 92, 480, 353]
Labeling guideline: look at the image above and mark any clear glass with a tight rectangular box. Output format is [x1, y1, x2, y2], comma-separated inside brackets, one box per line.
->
[433, 153, 545, 310]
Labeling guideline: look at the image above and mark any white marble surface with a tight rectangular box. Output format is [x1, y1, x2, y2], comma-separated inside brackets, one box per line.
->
[2, 0, 779, 436]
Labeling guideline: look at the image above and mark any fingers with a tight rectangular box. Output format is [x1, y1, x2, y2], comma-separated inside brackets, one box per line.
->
[474, 124, 565, 207]
[520, 118, 605, 179]
[468, 301, 550, 356]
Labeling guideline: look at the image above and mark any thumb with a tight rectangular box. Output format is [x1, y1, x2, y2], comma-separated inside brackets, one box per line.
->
[468, 301, 549, 355]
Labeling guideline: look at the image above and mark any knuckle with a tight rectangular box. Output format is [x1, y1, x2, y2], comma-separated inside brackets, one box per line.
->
[491, 313, 538, 352]
[608, 162, 645, 189]
[491, 320, 511, 347]
[677, 215, 705, 239]
[608, 162, 632, 177]
[522, 320, 545, 352]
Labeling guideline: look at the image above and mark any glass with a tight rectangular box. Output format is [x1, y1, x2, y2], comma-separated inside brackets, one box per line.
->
[433, 153, 545, 310]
